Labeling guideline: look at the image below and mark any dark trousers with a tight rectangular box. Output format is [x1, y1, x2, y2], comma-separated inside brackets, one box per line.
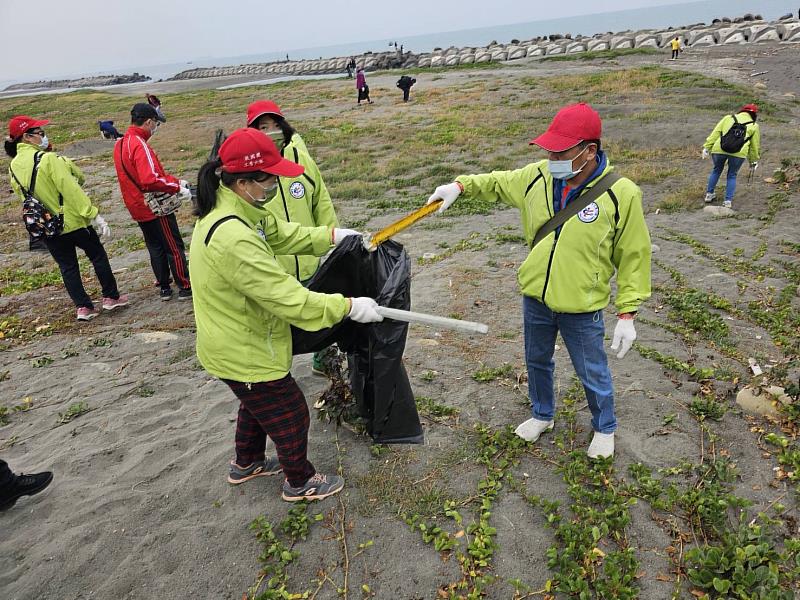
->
[45, 226, 119, 309]
[0, 460, 14, 491]
[222, 375, 316, 487]
[138, 214, 190, 290]
[402, 88, 410, 102]
[671, 50, 679, 59]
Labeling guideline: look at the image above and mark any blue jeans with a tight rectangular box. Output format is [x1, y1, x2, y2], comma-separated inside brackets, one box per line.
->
[523, 296, 616, 433]
[707, 153, 745, 202]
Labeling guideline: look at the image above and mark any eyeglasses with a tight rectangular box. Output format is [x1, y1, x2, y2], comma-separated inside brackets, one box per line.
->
[26, 129, 45, 137]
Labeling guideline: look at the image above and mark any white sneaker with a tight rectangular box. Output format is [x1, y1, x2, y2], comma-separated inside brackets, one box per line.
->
[514, 418, 554, 442]
[587, 432, 615, 458]
[704, 192, 715, 203]
[722, 200, 732, 209]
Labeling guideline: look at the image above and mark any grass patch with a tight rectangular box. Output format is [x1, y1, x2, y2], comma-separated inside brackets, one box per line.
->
[0, 266, 62, 296]
[541, 47, 660, 62]
[472, 363, 514, 382]
[416, 395, 459, 418]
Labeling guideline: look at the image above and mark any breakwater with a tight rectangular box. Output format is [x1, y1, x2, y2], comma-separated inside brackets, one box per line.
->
[169, 13, 799, 81]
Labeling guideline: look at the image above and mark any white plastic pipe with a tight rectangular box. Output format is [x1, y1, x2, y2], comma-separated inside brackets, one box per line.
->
[375, 306, 489, 335]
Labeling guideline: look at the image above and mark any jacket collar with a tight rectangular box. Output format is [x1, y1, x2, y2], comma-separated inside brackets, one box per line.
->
[217, 184, 269, 227]
[126, 125, 152, 141]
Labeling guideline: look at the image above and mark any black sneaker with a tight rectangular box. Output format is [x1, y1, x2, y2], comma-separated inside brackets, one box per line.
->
[227, 458, 282, 484]
[178, 288, 192, 301]
[282, 472, 344, 502]
[0, 471, 53, 511]
[160, 287, 174, 301]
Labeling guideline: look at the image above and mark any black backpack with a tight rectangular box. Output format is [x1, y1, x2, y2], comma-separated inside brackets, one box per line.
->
[719, 114, 752, 154]
[9, 151, 64, 239]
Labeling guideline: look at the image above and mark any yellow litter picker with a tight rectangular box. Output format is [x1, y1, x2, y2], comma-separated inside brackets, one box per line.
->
[362, 199, 488, 335]
[364, 199, 443, 250]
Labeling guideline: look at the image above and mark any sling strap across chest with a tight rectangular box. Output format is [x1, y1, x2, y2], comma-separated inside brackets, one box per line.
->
[530, 171, 621, 249]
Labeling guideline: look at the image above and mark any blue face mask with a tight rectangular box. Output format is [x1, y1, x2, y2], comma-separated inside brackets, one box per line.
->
[38, 135, 49, 150]
[549, 145, 590, 180]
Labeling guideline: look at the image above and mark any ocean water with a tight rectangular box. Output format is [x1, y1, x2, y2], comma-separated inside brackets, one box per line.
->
[1, 0, 796, 89]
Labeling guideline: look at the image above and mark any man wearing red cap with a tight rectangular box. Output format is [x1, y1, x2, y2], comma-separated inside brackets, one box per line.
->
[190, 128, 375, 501]
[114, 103, 192, 301]
[702, 104, 761, 209]
[427, 103, 651, 458]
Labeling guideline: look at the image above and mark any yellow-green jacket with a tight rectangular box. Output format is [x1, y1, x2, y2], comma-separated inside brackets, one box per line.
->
[456, 157, 651, 314]
[265, 133, 339, 281]
[703, 111, 761, 162]
[189, 185, 349, 383]
[8, 142, 99, 234]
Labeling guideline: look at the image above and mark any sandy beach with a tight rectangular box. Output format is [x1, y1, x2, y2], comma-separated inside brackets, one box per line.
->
[1, 42, 799, 599]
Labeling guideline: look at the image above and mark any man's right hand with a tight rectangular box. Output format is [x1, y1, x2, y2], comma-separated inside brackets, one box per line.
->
[701, 148, 709, 159]
[426, 182, 462, 213]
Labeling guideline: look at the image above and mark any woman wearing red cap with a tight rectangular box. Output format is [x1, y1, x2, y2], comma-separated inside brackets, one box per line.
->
[5, 116, 128, 321]
[190, 128, 382, 502]
[246, 100, 340, 375]
[426, 103, 652, 459]
[702, 104, 761, 209]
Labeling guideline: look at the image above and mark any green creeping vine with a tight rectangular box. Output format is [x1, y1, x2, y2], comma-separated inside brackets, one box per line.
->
[403, 425, 528, 599]
[247, 502, 323, 600]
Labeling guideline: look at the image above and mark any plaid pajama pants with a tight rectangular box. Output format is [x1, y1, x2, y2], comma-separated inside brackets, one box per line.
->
[222, 375, 316, 487]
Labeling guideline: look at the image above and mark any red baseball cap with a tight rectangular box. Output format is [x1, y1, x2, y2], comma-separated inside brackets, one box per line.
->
[218, 128, 304, 177]
[740, 103, 758, 114]
[246, 100, 283, 126]
[530, 103, 602, 152]
[8, 115, 50, 139]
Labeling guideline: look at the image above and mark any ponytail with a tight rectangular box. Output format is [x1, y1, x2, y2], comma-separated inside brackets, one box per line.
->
[4, 137, 19, 158]
[194, 158, 222, 218]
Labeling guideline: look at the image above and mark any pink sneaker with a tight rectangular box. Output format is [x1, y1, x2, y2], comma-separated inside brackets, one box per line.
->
[102, 294, 129, 311]
[76, 307, 99, 321]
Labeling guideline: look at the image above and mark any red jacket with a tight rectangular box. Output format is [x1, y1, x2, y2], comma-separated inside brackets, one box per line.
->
[114, 125, 180, 222]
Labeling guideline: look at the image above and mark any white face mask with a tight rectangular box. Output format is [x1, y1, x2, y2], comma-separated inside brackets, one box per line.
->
[261, 129, 283, 143]
[245, 180, 278, 205]
[150, 121, 160, 136]
[38, 134, 49, 150]
[549, 145, 591, 181]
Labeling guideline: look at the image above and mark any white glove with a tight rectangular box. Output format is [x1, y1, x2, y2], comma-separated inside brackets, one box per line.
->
[426, 182, 461, 213]
[610, 318, 636, 359]
[333, 228, 362, 246]
[701, 148, 709, 159]
[750, 162, 758, 170]
[179, 179, 190, 188]
[92, 215, 111, 238]
[348, 297, 384, 323]
[178, 186, 192, 202]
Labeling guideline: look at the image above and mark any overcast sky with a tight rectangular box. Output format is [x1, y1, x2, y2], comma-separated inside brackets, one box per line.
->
[0, 0, 792, 81]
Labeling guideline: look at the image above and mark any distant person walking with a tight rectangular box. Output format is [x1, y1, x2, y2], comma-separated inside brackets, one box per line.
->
[670, 36, 682, 60]
[5, 115, 127, 321]
[145, 93, 165, 121]
[396, 75, 416, 102]
[114, 103, 193, 301]
[702, 103, 761, 209]
[356, 67, 372, 104]
[246, 99, 340, 375]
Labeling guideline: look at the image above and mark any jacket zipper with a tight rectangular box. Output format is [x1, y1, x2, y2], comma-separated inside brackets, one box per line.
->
[540, 172, 557, 305]
[276, 177, 300, 280]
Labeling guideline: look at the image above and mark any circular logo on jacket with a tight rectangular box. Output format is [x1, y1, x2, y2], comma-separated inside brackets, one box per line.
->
[289, 182, 306, 199]
[577, 202, 600, 223]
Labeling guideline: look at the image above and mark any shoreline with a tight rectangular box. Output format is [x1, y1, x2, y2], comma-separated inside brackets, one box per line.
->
[3, 12, 797, 99]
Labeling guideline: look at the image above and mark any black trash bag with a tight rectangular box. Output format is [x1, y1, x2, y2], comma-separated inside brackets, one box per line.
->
[291, 236, 423, 444]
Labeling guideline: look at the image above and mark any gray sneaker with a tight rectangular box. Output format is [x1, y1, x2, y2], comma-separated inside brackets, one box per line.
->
[281, 472, 344, 502]
[227, 458, 282, 484]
